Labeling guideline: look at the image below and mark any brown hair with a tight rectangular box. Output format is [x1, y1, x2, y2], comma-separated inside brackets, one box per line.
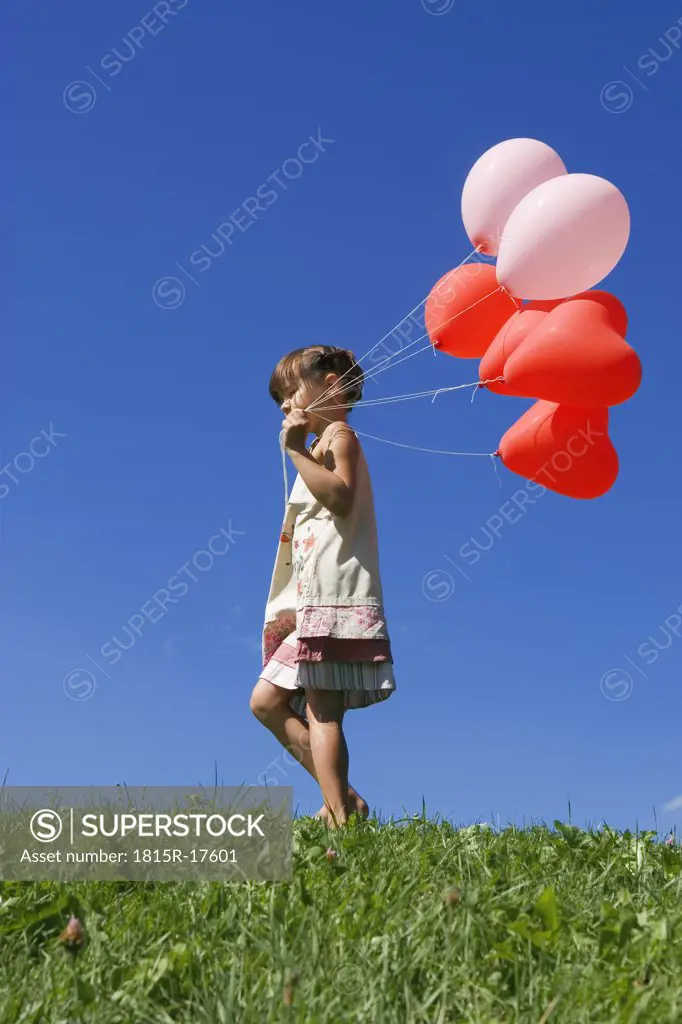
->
[268, 345, 364, 411]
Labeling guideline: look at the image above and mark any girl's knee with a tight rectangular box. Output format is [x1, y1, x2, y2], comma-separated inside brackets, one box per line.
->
[250, 679, 286, 722]
[249, 680, 271, 721]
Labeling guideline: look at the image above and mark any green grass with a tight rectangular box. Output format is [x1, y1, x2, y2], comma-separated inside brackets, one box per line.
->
[1, 815, 682, 1023]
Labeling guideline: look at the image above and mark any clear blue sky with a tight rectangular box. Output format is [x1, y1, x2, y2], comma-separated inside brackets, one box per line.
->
[3, 1, 681, 832]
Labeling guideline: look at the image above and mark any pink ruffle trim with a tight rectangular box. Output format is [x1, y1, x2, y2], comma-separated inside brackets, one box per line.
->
[296, 637, 392, 663]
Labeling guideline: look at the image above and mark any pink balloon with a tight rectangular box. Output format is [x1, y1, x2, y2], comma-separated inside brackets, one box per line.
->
[461, 138, 567, 257]
[496, 173, 631, 300]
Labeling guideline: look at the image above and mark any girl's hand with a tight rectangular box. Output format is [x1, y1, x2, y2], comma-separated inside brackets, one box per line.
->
[281, 409, 310, 452]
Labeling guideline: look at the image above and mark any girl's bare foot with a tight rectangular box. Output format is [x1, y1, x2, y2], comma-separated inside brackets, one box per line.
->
[315, 788, 369, 824]
[350, 791, 370, 819]
[324, 810, 348, 831]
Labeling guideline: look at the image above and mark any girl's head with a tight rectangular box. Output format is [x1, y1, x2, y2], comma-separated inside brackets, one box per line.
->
[269, 345, 364, 434]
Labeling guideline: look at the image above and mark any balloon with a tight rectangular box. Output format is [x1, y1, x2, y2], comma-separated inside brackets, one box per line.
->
[496, 174, 631, 299]
[525, 299, 562, 313]
[504, 299, 641, 407]
[479, 309, 547, 395]
[461, 139, 567, 257]
[526, 289, 628, 336]
[425, 264, 517, 358]
[497, 401, 618, 499]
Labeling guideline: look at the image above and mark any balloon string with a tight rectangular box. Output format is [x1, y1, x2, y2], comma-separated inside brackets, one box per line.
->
[306, 283, 505, 412]
[281, 383, 503, 515]
[490, 451, 503, 489]
[322, 285, 503, 398]
[308, 284, 501, 406]
[308, 335, 429, 407]
[281, 248, 507, 513]
[500, 285, 522, 310]
[311, 376, 505, 413]
[307, 244, 484, 412]
[309, 414, 496, 457]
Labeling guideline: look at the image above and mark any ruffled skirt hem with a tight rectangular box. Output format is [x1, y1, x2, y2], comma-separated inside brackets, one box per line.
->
[258, 633, 396, 718]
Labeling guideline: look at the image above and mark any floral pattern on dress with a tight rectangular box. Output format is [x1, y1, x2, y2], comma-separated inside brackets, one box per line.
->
[262, 611, 296, 667]
[297, 604, 388, 639]
[292, 526, 317, 601]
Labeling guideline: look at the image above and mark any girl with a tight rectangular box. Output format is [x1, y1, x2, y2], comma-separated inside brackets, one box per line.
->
[250, 345, 396, 829]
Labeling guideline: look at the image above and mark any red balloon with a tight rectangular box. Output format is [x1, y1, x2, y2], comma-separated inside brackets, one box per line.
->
[425, 264, 517, 358]
[526, 289, 628, 336]
[525, 298, 562, 313]
[479, 309, 547, 395]
[498, 401, 618, 499]
[504, 299, 642, 407]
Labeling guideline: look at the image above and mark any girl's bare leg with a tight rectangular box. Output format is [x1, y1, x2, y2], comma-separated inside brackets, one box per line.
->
[249, 680, 368, 817]
[305, 689, 349, 830]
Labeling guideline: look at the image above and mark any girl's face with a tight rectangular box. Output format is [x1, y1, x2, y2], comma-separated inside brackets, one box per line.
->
[280, 373, 339, 434]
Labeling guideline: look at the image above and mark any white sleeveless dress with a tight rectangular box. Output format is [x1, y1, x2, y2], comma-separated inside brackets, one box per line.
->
[259, 422, 396, 719]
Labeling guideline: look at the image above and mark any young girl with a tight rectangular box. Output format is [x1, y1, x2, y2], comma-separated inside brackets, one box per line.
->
[250, 345, 396, 829]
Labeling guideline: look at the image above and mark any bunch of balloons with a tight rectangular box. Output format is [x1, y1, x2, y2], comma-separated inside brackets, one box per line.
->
[425, 138, 641, 499]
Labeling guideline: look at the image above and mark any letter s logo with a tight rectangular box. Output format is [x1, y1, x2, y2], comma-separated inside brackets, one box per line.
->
[30, 809, 64, 842]
[63, 81, 97, 114]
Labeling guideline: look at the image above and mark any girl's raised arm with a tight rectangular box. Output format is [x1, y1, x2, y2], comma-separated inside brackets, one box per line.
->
[283, 417, 359, 518]
[322, 421, 359, 498]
